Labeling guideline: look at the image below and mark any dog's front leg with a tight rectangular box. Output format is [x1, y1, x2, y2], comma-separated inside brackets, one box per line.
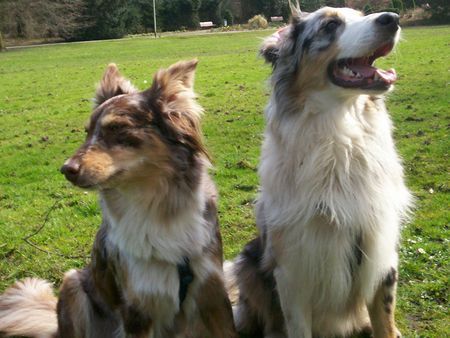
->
[274, 267, 312, 338]
[58, 269, 121, 338]
[197, 273, 238, 338]
[367, 267, 401, 338]
[121, 304, 153, 338]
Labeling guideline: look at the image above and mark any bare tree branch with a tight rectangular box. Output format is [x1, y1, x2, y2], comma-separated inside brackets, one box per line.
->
[22, 198, 90, 259]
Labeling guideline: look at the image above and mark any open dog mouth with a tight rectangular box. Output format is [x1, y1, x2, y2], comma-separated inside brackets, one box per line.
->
[328, 42, 396, 90]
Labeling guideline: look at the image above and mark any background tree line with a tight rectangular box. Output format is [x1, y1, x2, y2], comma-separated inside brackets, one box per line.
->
[0, 0, 234, 41]
[0, 0, 447, 42]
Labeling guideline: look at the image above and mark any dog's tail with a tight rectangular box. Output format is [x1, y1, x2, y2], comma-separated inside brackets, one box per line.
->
[0, 277, 57, 338]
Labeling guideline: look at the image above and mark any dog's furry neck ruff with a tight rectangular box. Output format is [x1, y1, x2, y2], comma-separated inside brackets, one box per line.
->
[260, 87, 410, 231]
[99, 155, 212, 262]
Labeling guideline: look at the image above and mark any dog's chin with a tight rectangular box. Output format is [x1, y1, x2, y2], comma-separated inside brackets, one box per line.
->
[327, 41, 397, 93]
[69, 179, 98, 190]
[329, 81, 395, 97]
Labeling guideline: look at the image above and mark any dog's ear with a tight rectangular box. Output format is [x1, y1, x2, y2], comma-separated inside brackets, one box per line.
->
[260, 28, 286, 65]
[261, 9, 310, 66]
[288, 0, 301, 17]
[165, 59, 198, 90]
[260, 0, 304, 66]
[94, 63, 137, 108]
[146, 60, 207, 158]
[146, 59, 201, 115]
[149, 59, 198, 99]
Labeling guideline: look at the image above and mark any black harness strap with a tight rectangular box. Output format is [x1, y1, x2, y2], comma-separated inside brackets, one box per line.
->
[177, 256, 194, 306]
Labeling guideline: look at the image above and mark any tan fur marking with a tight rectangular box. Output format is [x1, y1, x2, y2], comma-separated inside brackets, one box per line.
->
[368, 284, 399, 338]
[100, 113, 132, 127]
[322, 10, 340, 18]
[80, 149, 115, 184]
[296, 44, 340, 97]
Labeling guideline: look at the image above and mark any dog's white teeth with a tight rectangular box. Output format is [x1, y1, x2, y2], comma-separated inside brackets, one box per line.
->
[341, 66, 354, 77]
[374, 73, 380, 81]
[355, 72, 363, 79]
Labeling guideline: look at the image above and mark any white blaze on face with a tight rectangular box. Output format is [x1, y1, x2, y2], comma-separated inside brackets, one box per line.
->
[335, 8, 400, 60]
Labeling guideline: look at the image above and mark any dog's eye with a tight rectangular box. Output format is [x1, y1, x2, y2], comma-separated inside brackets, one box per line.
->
[324, 20, 340, 33]
[106, 124, 121, 132]
[117, 135, 141, 148]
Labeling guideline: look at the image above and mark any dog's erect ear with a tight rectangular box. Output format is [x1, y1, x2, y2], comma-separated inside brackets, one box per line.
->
[145, 60, 207, 157]
[289, 0, 309, 26]
[147, 59, 199, 107]
[150, 59, 198, 97]
[165, 59, 198, 90]
[94, 63, 137, 108]
[288, 0, 301, 17]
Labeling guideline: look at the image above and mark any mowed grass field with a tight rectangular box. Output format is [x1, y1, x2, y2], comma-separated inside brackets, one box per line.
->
[0, 26, 449, 336]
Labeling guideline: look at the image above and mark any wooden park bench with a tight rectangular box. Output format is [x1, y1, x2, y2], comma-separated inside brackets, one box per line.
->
[270, 16, 284, 22]
[200, 21, 214, 29]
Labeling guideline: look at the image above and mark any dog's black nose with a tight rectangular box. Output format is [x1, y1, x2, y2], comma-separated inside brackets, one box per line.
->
[61, 159, 80, 183]
[376, 13, 399, 32]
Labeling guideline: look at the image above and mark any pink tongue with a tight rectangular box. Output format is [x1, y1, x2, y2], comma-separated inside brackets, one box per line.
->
[376, 68, 397, 83]
[348, 64, 376, 78]
[348, 65, 397, 83]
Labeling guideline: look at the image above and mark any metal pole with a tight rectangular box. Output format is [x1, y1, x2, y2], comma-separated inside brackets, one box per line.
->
[0, 32, 5, 52]
[153, 0, 157, 38]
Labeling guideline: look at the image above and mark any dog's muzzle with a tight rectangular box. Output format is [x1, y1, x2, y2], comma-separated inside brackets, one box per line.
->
[328, 12, 400, 91]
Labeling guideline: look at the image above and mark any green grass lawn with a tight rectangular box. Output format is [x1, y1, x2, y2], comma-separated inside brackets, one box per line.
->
[0, 27, 449, 336]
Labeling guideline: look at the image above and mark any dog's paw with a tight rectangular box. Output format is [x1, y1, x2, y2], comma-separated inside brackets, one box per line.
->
[357, 324, 372, 338]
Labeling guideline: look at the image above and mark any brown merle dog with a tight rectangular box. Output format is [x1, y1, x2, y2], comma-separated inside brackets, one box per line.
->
[0, 60, 237, 338]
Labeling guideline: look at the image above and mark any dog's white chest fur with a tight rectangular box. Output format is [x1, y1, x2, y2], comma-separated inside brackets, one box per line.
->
[126, 254, 180, 320]
[101, 190, 213, 335]
[260, 95, 411, 334]
[262, 96, 409, 229]
[103, 190, 211, 263]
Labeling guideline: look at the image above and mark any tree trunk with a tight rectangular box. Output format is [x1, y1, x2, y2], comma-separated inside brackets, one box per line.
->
[0, 32, 5, 51]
